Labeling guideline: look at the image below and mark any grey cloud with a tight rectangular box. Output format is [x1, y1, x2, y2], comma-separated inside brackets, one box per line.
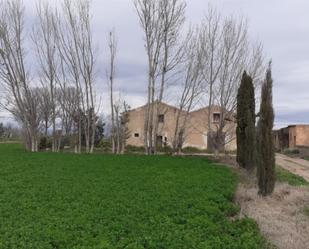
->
[1, 0, 309, 128]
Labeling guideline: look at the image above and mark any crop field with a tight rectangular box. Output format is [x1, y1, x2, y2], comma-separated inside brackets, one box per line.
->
[0, 144, 267, 249]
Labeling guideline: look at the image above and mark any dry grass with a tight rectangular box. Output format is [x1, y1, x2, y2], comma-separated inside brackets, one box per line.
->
[236, 179, 309, 249]
[304, 206, 309, 217]
[187, 154, 309, 248]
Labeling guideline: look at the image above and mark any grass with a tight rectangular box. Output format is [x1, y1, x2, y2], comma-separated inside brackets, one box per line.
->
[0, 144, 268, 249]
[276, 166, 308, 186]
[304, 207, 309, 217]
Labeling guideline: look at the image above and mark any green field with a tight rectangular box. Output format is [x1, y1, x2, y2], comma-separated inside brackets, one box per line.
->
[0, 144, 267, 249]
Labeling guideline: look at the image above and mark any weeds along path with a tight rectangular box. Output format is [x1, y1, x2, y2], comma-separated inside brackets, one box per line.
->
[276, 153, 309, 182]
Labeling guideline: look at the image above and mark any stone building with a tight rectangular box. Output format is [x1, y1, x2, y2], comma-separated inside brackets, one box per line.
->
[126, 102, 237, 151]
[274, 125, 309, 151]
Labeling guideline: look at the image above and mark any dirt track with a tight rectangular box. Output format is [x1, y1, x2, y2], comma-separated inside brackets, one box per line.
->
[276, 154, 309, 182]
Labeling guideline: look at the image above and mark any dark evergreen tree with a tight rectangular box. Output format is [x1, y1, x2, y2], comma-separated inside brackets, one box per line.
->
[257, 63, 276, 196]
[94, 118, 105, 147]
[236, 71, 256, 170]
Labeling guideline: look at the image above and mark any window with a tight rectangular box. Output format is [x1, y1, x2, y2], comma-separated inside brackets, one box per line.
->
[156, 136, 163, 147]
[213, 113, 221, 123]
[158, 114, 165, 123]
[134, 133, 139, 138]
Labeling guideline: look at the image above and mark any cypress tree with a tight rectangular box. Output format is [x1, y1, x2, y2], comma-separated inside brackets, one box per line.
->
[257, 63, 276, 196]
[236, 71, 256, 170]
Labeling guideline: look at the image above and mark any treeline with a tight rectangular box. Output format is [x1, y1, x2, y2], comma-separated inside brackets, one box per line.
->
[0, 123, 21, 140]
[0, 0, 266, 155]
[0, 0, 103, 152]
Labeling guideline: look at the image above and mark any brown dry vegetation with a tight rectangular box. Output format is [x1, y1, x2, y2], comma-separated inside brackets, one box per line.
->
[211, 155, 309, 249]
[235, 169, 309, 249]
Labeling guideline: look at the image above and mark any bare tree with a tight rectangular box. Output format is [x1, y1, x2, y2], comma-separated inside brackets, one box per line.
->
[153, 0, 186, 153]
[172, 30, 203, 153]
[134, 0, 163, 154]
[56, 0, 97, 153]
[54, 1, 82, 153]
[56, 86, 78, 136]
[120, 102, 131, 154]
[114, 102, 121, 154]
[37, 86, 53, 137]
[198, 7, 264, 153]
[199, 6, 223, 137]
[213, 17, 264, 153]
[55, 36, 78, 151]
[56, 85, 80, 151]
[32, 2, 58, 152]
[134, 0, 186, 154]
[0, 0, 40, 151]
[114, 99, 130, 154]
[107, 30, 117, 154]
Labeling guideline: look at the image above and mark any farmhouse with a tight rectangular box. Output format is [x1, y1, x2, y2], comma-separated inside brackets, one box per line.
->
[126, 102, 237, 151]
[273, 125, 309, 150]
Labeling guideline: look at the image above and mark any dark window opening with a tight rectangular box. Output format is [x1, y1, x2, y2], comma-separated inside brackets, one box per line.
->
[158, 114, 165, 123]
[157, 136, 163, 147]
[134, 133, 139, 138]
[164, 137, 168, 146]
[213, 113, 220, 123]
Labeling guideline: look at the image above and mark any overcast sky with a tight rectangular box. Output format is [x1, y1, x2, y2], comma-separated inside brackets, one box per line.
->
[1, 0, 309, 129]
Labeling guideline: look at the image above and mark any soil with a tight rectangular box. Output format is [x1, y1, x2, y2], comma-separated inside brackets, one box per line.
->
[236, 181, 309, 249]
[276, 153, 309, 182]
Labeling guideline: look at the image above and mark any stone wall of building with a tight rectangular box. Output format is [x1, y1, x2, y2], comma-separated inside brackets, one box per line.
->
[126, 106, 145, 147]
[295, 125, 309, 147]
[126, 103, 237, 151]
[184, 106, 236, 151]
[274, 125, 309, 150]
[126, 103, 186, 148]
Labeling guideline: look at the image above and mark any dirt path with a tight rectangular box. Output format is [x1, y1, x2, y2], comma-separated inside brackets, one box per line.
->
[276, 154, 309, 182]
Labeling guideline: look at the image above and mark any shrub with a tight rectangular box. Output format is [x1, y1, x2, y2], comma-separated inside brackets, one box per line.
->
[160, 145, 173, 154]
[125, 145, 145, 153]
[59, 136, 70, 149]
[97, 139, 112, 153]
[283, 148, 300, 155]
[38, 137, 52, 150]
[182, 146, 208, 154]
